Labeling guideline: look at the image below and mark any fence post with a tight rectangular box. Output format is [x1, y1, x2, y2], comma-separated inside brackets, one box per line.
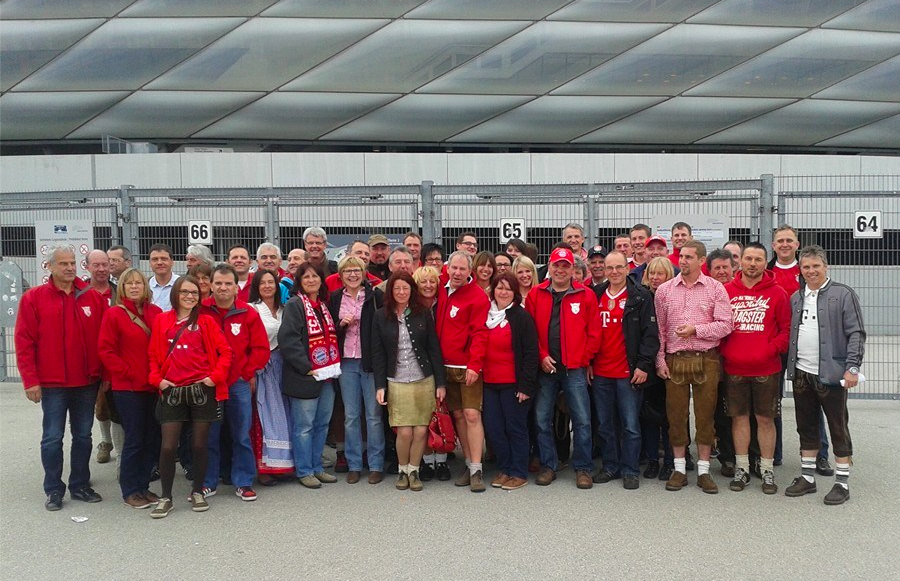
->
[584, 193, 598, 249]
[265, 190, 279, 248]
[759, 174, 775, 251]
[420, 181, 439, 243]
[118, 185, 139, 267]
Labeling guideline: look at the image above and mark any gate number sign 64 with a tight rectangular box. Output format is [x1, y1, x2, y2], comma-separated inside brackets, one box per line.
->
[853, 211, 882, 239]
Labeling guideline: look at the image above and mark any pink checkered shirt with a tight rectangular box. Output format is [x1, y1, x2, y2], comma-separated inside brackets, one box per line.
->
[655, 272, 733, 368]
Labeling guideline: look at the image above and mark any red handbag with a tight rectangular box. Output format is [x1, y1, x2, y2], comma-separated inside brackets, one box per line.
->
[428, 401, 457, 454]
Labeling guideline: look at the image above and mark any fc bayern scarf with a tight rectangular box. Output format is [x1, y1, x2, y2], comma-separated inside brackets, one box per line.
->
[300, 293, 341, 380]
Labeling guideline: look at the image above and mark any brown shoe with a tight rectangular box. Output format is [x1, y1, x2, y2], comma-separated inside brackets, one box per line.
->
[576, 470, 593, 490]
[454, 467, 471, 487]
[501, 476, 528, 490]
[395, 473, 409, 490]
[491, 473, 510, 488]
[124, 492, 151, 509]
[697, 473, 719, 494]
[367, 471, 383, 485]
[535, 467, 557, 486]
[470, 470, 486, 493]
[408, 470, 423, 492]
[141, 490, 160, 504]
[665, 471, 688, 491]
[346, 471, 361, 484]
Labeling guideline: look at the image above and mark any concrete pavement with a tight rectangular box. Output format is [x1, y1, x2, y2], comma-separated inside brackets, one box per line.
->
[1, 382, 898, 581]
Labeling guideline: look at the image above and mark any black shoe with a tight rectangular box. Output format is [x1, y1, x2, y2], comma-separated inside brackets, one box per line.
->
[182, 464, 194, 481]
[816, 457, 834, 477]
[435, 462, 451, 481]
[149, 466, 160, 482]
[685, 454, 695, 471]
[447, 451, 456, 461]
[623, 475, 640, 490]
[45, 492, 63, 511]
[720, 461, 736, 478]
[643, 460, 660, 479]
[750, 457, 762, 479]
[824, 483, 850, 505]
[419, 462, 435, 482]
[773, 458, 783, 467]
[385, 461, 399, 475]
[592, 471, 620, 484]
[70, 486, 102, 503]
[659, 465, 674, 481]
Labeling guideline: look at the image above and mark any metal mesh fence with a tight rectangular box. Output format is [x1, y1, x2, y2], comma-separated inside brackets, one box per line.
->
[777, 175, 900, 399]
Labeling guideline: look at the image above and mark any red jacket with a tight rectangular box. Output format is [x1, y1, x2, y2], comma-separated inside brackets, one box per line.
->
[525, 280, 601, 369]
[201, 297, 270, 387]
[237, 272, 254, 303]
[435, 281, 490, 372]
[98, 299, 162, 392]
[668, 247, 681, 267]
[148, 311, 233, 401]
[14, 277, 108, 389]
[721, 270, 791, 376]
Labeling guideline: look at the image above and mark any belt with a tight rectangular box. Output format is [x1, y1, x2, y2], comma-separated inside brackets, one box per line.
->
[671, 348, 717, 357]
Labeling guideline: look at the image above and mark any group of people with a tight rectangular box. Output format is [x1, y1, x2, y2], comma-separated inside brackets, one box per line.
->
[15, 221, 865, 519]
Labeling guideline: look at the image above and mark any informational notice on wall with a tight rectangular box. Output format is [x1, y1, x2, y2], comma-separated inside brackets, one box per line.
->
[651, 214, 730, 251]
[0, 261, 24, 326]
[35, 220, 94, 285]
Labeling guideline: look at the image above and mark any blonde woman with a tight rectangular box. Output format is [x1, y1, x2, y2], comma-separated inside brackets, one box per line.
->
[512, 256, 538, 301]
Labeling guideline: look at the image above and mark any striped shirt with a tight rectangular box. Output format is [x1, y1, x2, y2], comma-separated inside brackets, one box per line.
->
[655, 271, 733, 368]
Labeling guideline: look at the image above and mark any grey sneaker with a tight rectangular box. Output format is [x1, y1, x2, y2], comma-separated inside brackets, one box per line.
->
[298, 475, 322, 489]
[730, 468, 750, 492]
[150, 497, 174, 519]
[761, 471, 778, 495]
[314, 472, 337, 484]
[408, 470, 423, 492]
[190, 492, 209, 512]
[96, 441, 113, 464]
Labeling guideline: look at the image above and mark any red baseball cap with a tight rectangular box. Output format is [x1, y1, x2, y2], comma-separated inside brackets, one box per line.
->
[646, 235, 667, 249]
[550, 247, 574, 265]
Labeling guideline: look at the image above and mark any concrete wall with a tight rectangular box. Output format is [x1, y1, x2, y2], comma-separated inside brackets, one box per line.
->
[3, 152, 900, 192]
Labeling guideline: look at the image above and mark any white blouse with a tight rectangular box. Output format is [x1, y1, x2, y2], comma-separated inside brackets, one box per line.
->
[251, 301, 282, 350]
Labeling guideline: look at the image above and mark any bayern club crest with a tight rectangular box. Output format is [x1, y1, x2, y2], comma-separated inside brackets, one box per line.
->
[619, 298, 627, 309]
[329, 345, 339, 361]
[81, 306, 92, 317]
[570, 303, 580, 314]
[230, 323, 241, 336]
[312, 347, 329, 366]
[450, 306, 459, 318]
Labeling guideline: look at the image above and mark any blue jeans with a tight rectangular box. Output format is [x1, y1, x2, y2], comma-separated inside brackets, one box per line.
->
[40, 384, 98, 496]
[111, 391, 159, 499]
[340, 359, 385, 472]
[289, 382, 335, 478]
[535, 368, 593, 473]
[483, 387, 532, 479]
[204, 380, 256, 489]
[592, 376, 644, 477]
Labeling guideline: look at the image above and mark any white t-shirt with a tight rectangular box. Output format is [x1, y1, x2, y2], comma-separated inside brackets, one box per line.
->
[796, 282, 827, 375]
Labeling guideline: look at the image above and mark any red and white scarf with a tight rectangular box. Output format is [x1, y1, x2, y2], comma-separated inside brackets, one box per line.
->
[300, 294, 341, 380]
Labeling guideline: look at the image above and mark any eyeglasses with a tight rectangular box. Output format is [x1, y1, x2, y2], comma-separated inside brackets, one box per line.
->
[425, 257, 443, 264]
[605, 265, 628, 271]
[459, 241, 478, 248]
[342, 269, 363, 275]
[179, 290, 200, 297]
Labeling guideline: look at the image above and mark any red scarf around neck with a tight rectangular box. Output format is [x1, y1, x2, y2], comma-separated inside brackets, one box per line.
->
[300, 294, 341, 379]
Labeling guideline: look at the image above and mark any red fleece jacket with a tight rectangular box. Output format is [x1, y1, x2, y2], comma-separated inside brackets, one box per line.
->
[98, 299, 162, 392]
[435, 281, 490, 372]
[201, 297, 270, 387]
[525, 280, 601, 369]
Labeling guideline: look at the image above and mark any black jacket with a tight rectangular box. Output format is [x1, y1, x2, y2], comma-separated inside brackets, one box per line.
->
[593, 279, 659, 375]
[278, 296, 335, 399]
[371, 307, 446, 393]
[328, 283, 382, 373]
[485, 304, 540, 397]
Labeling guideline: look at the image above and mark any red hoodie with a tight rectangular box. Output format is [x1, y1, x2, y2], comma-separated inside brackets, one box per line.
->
[721, 270, 791, 376]
[14, 277, 108, 390]
[98, 299, 162, 392]
[435, 281, 490, 372]
[148, 310, 233, 400]
[201, 297, 270, 387]
[525, 280, 601, 369]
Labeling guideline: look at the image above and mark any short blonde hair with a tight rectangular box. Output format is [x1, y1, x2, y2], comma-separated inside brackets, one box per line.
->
[413, 265, 440, 285]
[642, 257, 675, 287]
[512, 256, 538, 288]
[115, 268, 151, 305]
[338, 255, 366, 273]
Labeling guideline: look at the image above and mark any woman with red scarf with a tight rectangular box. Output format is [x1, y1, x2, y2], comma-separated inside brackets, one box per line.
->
[98, 268, 163, 509]
[279, 263, 342, 489]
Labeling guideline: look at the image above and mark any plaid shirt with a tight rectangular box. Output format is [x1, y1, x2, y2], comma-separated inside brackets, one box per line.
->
[655, 272, 733, 368]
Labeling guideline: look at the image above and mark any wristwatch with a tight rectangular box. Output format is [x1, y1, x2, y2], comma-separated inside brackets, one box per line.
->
[848, 367, 860, 375]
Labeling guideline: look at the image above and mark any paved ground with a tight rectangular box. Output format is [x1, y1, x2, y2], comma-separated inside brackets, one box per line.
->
[1, 382, 898, 581]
